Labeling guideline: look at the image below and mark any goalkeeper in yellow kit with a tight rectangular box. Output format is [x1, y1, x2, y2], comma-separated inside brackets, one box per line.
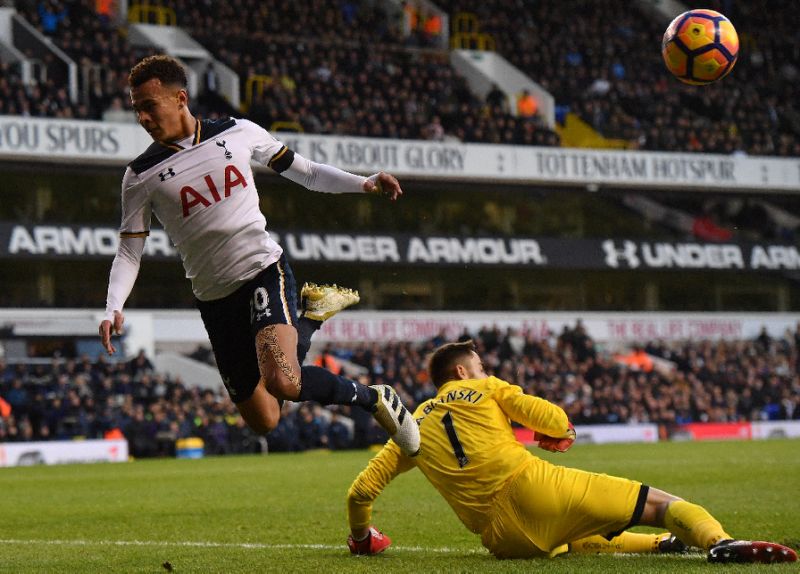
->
[346, 341, 797, 564]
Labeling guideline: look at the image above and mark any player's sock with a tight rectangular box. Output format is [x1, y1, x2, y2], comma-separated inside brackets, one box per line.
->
[298, 365, 377, 409]
[569, 532, 662, 554]
[296, 316, 322, 364]
[664, 500, 731, 550]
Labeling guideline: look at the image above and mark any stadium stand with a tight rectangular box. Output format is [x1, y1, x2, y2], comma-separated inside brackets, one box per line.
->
[1, 1, 797, 459]
[10, 0, 560, 144]
[0, 59, 80, 117]
[1, 325, 798, 456]
[8, 0, 798, 153]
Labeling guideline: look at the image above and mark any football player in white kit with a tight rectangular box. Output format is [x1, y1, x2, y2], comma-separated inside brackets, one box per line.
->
[98, 55, 419, 456]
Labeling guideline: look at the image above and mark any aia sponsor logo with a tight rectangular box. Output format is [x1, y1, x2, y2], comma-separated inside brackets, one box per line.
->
[180, 164, 247, 217]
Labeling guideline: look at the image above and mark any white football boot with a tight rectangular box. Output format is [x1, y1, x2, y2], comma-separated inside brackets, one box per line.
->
[370, 384, 420, 457]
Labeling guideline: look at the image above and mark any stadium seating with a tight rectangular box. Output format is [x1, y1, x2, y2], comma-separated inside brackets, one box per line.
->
[9, 0, 798, 154]
[1, 326, 797, 456]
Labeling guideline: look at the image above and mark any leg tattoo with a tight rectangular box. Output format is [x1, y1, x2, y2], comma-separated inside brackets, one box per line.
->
[256, 325, 301, 394]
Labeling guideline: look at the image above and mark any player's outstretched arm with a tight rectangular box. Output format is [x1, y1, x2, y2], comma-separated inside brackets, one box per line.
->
[279, 151, 404, 201]
[346, 441, 413, 552]
[247, 120, 403, 200]
[99, 235, 145, 355]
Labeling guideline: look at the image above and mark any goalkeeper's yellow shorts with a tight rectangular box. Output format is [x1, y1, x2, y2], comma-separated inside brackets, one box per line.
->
[480, 458, 647, 559]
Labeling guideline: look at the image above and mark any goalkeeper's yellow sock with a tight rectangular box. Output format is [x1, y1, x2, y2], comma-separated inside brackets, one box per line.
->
[569, 532, 665, 554]
[664, 500, 731, 550]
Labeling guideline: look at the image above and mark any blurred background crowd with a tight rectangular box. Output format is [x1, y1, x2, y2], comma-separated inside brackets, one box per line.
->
[1, 322, 798, 457]
[5, 0, 798, 154]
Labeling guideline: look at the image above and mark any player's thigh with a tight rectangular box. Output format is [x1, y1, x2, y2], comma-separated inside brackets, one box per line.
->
[255, 323, 301, 395]
[195, 254, 299, 404]
[495, 460, 644, 554]
[246, 255, 302, 396]
[196, 285, 260, 403]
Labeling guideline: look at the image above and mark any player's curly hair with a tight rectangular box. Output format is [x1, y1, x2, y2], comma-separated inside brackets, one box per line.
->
[129, 55, 188, 89]
[428, 340, 476, 387]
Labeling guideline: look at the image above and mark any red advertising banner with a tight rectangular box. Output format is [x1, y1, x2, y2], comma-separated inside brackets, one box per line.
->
[680, 422, 752, 441]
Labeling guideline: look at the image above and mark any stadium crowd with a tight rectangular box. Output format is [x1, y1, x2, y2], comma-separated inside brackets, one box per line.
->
[14, 0, 559, 145]
[1, 324, 798, 457]
[10, 0, 798, 154]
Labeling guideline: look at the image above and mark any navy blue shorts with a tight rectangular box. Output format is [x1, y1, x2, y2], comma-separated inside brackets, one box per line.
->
[196, 253, 298, 402]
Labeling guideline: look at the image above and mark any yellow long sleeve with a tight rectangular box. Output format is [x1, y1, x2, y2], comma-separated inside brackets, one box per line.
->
[347, 441, 415, 531]
[492, 379, 573, 438]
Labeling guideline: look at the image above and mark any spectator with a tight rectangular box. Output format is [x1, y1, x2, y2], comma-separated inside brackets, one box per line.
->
[37, 1, 68, 34]
[485, 83, 507, 113]
[327, 413, 352, 450]
[422, 115, 445, 141]
[516, 89, 538, 118]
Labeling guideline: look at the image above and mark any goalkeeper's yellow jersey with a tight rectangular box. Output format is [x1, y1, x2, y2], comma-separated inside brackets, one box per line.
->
[348, 376, 573, 534]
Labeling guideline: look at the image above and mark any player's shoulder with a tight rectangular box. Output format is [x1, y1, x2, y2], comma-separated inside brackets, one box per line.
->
[197, 116, 238, 142]
[481, 376, 511, 391]
[128, 140, 174, 175]
[224, 117, 266, 134]
[128, 118, 241, 175]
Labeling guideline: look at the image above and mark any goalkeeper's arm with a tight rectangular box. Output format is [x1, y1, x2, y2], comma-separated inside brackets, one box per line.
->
[494, 381, 576, 451]
[347, 441, 414, 536]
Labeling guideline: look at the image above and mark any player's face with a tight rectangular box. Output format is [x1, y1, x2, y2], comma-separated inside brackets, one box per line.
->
[460, 351, 487, 380]
[130, 78, 187, 142]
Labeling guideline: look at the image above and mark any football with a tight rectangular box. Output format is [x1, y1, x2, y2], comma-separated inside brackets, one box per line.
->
[662, 9, 739, 85]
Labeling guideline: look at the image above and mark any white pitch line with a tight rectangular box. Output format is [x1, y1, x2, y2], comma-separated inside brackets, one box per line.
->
[0, 538, 482, 554]
[0, 539, 707, 559]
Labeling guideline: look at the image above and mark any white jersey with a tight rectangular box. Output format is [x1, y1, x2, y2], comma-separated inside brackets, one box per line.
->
[118, 117, 366, 302]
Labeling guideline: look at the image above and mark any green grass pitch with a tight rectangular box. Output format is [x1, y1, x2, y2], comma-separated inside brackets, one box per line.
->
[0, 439, 798, 573]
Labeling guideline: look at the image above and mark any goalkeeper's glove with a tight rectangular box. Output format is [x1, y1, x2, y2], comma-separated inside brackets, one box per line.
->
[347, 526, 392, 555]
[534, 422, 576, 453]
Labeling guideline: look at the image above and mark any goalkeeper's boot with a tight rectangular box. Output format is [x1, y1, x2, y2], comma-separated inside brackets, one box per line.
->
[370, 384, 420, 457]
[348, 527, 391, 555]
[707, 540, 797, 564]
[657, 534, 688, 554]
[301, 282, 360, 321]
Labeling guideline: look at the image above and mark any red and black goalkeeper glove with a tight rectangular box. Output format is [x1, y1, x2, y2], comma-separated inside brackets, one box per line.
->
[534, 422, 576, 453]
[347, 526, 392, 555]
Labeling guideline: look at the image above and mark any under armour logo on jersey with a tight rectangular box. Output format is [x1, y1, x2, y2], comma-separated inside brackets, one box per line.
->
[158, 168, 176, 181]
[602, 239, 640, 268]
[216, 139, 232, 159]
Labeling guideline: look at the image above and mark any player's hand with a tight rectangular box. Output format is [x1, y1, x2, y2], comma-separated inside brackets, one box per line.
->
[347, 526, 392, 555]
[99, 310, 125, 355]
[364, 172, 402, 201]
[534, 422, 576, 453]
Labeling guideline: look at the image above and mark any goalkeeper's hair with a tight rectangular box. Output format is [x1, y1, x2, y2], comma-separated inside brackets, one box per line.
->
[129, 55, 188, 89]
[428, 340, 476, 388]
